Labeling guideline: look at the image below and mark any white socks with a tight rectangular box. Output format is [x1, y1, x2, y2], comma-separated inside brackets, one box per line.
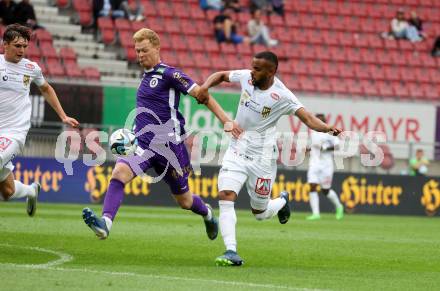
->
[255, 197, 286, 220]
[309, 191, 320, 215]
[203, 207, 213, 221]
[102, 216, 113, 231]
[219, 200, 237, 252]
[9, 181, 35, 200]
[327, 189, 342, 209]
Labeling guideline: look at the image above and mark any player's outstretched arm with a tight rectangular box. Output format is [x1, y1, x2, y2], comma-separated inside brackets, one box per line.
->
[190, 85, 243, 139]
[38, 82, 79, 128]
[197, 71, 232, 102]
[295, 108, 341, 136]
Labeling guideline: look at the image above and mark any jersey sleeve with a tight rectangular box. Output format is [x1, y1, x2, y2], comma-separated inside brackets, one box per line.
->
[165, 67, 197, 95]
[283, 90, 304, 115]
[32, 63, 46, 86]
[228, 70, 250, 83]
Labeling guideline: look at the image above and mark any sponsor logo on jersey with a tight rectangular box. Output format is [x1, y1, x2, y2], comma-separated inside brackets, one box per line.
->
[23, 75, 30, 86]
[270, 93, 280, 100]
[255, 177, 271, 195]
[0, 137, 12, 151]
[2, 75, 8, 81]
[173, 71, 189, 88]
[25, 63, 35, 70]
[261, 106, 271, 118]
[156, 67, 166, 74]
[240, 91, 251, 105]
[149, 77, 158, 88]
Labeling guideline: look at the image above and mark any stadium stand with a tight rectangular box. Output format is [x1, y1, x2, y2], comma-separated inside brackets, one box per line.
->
[1, 0, 437, 98]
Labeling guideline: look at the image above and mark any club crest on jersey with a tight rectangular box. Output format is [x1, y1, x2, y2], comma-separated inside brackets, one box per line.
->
[2, 75, 8, 81]
[261, 106, 271, 118]
[25, 63, 35, 70]
[255, 178, 271, 195]
[271, 93, 280, 100]
[23, 75, 30, 86]
[0, 137, 12, 151]
[149, 77, 158, 88]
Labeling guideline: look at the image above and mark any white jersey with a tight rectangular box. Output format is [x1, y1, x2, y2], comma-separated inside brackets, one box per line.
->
[228, 70, 303, 160]
[309, 131, 339, 168]
[0, 55, 45, 142]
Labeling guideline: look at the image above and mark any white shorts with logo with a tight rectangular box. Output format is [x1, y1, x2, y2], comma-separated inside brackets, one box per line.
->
[218, 148, 277, 211]
[307, 163, 334, 189]
[0, 134, 24, 182]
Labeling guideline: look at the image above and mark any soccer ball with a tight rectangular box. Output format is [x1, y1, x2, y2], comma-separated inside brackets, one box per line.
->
[109, 128, 137, 156]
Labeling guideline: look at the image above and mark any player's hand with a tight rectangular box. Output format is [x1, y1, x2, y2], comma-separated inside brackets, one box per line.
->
[224, 120, 243, 139]
[195, 86, 210, 105]
[328, 126, 342, 136]
[62, 116, 79, 128]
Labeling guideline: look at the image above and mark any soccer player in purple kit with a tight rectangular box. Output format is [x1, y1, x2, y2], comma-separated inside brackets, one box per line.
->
[82, 28, 242, 241]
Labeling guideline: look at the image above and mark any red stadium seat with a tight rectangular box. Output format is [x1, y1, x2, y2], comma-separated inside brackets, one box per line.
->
[78, 11, 93, 26]
[33, 29, 53, 44]
[361, 79, 378, 96]
[82, 67, 100, 80]
[203, 40, 220, 54]
[330, 78, 348, 94]
[59, 47, 77, 61]
[291, 60, 309, 75]
[64, 60, 83, 79]
[314, 77, 332, 93]
[156, 2, 173, 18]
[57, 0, 70, 8]
[46, 59, 66, 77]
[40, 42, 59, 60]
[298, 76, 316, 92]
[346, 78, 364, 95]
[177, 52, 194, 68]
[392, 82, 411, 99]
[161, 51, 178, 67]
[114, 18, 132, 32]
[369, 65, 386, 81]
[237, 43, 253, 57]
[140, 0, 157, 17]
[384, 66, 401, 81]
[377, 81, 395, 98]
[220, 43, 236, 55]
[170, 35, 187, 51]
[193, 53, 212, 69]
[26, 42, 41, 60]
[163, 18, 180, 34]
[180, 19, 198, 36]
[354, 64, 371, 80]
[408, 83, 425, 99]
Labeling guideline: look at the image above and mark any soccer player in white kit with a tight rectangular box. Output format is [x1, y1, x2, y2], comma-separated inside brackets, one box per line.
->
[0, 24, 79, 215]
[199, 52, 341, 266]
[306, 114, 344, 221]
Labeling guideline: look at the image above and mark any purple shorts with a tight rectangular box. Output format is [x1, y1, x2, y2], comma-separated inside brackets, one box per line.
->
[117, 142, 192, 195]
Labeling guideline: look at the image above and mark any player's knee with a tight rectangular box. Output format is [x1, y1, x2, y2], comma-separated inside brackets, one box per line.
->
[321, 188, 330, 196]
[254, 212, 266, 221]
[111, 165, 132, 183]
[310, 184, 318, 192]
[219, 190, 236, 201]
[177, 198, 192, 210]
[0, 184, 15, 200]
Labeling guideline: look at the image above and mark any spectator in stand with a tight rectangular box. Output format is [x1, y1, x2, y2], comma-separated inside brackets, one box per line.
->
[387, 9, 422, 42]
[94, 0, 144, 21]
[250, 0, 272, 14]
[15, 0, 43, 29]
[222, 0, 241, 12]
[200, 0, 222, 10]
[271, 0, 284, 16]
[0, 0, 17, 26]
[408, 11, 425, 39]
[409, 149, 429, 176]
[247, 9, 278, 47]
[213, 8, 248, 44]
[432, 36, 440, 57]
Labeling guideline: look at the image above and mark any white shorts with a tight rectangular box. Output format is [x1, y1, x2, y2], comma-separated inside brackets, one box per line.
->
[307, 164, 334, 189]
[0, 135, 23, 182]
[218, 148, 277, 211]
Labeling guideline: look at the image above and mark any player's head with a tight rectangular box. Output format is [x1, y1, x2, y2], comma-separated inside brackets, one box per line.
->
[3, 24, 31, 63]
[416, 149, 424, 158]
[315, 113, 326, 123]
[133, 28, 161, 70]
[251, 51, 278, 88]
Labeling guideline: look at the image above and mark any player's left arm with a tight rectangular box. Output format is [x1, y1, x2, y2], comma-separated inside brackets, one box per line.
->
[295, 108, 341, 136]
[38, 82, 79, 127]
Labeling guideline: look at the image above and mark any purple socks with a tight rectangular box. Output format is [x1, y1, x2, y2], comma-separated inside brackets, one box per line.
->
[102, 179, 125, 220]
[190, 194, 208, 216]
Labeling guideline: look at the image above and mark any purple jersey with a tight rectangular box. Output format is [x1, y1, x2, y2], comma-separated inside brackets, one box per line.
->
[135, 63, 196, 148]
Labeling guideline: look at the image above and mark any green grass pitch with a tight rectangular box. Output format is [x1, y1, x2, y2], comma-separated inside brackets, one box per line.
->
[1, 202, 439, 291]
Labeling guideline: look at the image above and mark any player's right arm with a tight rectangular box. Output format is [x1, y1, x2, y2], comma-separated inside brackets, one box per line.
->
[198, 71, 232, 100]
[295, 108, 341, 136]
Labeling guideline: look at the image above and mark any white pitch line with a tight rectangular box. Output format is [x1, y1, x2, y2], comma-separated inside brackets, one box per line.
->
[38, 266, 330, 291]
[0, 243, 73, 269]
[0, 244, 328, 291]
